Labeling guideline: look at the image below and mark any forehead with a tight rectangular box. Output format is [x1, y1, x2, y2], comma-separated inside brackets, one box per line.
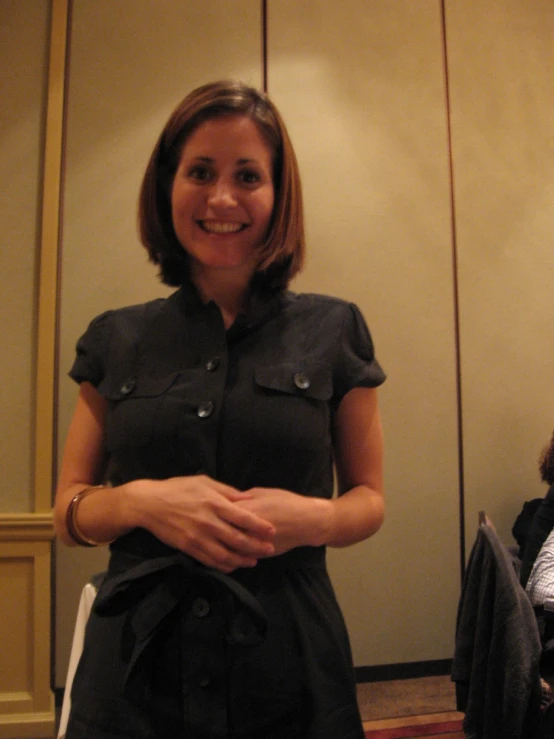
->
[181, 115, 273, 163]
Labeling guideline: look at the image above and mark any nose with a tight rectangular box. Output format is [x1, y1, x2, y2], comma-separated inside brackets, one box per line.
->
[207, 178, 237, 209]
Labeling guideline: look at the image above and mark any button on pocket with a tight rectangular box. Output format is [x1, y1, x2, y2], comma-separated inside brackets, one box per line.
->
[205, 357, 220, 372]
[119, 378, 136, 396]
[255, 364, 332, 400]
[293, 372, 310, 390]
[197, 401, 214, 418]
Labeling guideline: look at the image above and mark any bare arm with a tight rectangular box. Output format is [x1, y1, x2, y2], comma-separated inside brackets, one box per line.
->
[327, 385, 385, 545]
[238, 386, 384, 553]
[54, 382, 275, 572]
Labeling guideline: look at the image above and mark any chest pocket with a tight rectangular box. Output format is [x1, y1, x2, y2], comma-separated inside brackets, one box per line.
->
[254, 363, 332, 400]
[252, 363, 333, 451]
[104, 373, 180, 450]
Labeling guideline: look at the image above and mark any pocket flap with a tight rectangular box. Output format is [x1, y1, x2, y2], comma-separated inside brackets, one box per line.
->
[100, 372, 179, 400]
[254, 363, 332, 400]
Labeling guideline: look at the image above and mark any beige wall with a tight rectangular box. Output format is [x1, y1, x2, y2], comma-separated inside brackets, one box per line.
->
[270, 0, 460, 666]
[446, 0, 554, 551]
[2, 1, 554, 725]
[0, 0, 50, 513]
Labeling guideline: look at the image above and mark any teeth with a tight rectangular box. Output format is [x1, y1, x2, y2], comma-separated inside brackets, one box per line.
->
[201, 220, 243, 234]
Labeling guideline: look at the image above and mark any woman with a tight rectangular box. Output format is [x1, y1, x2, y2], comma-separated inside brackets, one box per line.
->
[55, 80, 386, 739]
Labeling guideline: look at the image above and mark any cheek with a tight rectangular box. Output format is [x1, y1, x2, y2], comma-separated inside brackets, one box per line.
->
[171, 182, 198, 215]
[257, 191, 275, 229]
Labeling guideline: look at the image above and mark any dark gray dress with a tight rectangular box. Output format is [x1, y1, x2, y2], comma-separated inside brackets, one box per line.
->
[65, 284, 386, 739]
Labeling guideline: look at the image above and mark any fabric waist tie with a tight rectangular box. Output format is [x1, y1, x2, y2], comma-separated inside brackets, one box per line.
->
[93, 550, 269, 690]
[93, 545, 325, 693]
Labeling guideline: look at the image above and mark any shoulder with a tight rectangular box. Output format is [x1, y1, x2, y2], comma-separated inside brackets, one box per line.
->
[284, 291, 352, 310]
[281, 291, 372, 336]
[282, 291, 358, 321]
[70, 294, 176, 389]
[98, 294, 170, 324]
[86, 294, 172, 339]
[75, 294, 172, 361]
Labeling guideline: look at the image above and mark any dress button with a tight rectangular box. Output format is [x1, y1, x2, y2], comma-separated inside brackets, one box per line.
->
[197, 674, 211, 688]
[192, 597, 211, 618]
[293, 372, 310, 390]
[197, 401, 214, 418]
[205, 357, 220, 372]
[119, 378, 136, 396]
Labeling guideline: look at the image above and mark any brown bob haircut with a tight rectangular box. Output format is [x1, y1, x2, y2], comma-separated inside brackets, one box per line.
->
[138, 80, 305, 290]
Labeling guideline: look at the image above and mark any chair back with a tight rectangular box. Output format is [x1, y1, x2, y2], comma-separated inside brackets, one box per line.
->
[452, 520, 542, 739]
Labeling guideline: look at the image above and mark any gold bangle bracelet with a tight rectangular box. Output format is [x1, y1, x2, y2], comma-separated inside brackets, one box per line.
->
[66, 485, 113, 547]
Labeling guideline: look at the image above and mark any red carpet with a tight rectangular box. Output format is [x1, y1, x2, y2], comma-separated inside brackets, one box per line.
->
[364, 719, 463, 739]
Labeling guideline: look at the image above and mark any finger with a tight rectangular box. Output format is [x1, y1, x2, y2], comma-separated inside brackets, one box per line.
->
[220, 490, 253, 502]
[190, 475, 253, 503]
[208, 481, 253, 502]
[188, 514, 274, 558]
[220, 504, 276, 539]
[219, 526, 275, 558]
[192, 539, 259, 573]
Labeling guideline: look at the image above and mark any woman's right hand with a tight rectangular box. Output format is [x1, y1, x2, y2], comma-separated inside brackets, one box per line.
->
[130, 475, 276, 572]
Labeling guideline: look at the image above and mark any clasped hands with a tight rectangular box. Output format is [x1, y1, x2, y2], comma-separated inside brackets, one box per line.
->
[140, 475, 331, 573]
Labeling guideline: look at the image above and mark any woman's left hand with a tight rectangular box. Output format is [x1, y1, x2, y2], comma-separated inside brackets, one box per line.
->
[236, 487, 333, 555]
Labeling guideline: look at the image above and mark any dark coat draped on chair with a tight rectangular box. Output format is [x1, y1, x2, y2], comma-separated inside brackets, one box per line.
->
[452, 523, 542, 739]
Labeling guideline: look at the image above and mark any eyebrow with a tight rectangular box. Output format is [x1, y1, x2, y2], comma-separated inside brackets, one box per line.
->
[190, 156, 259, 165]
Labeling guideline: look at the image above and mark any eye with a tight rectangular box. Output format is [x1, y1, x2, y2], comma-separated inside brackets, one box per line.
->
[187, 165, 213, 183]
[236, 169, 261, 185]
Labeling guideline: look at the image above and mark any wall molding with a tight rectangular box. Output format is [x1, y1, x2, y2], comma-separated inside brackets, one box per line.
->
[0, 512, 55, 541]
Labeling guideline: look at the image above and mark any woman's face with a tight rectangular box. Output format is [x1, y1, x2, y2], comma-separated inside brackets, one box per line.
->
[171, 115, 275, 284]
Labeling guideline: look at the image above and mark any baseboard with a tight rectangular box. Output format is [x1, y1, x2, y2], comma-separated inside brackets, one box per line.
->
[0, 706, 56, 739]
[56, 663, 453, 701]
[55, 663, 453, 701]
[355, 659, 453, 683]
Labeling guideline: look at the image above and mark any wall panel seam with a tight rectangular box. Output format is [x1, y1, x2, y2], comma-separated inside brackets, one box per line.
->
[440, 0, 466, 583]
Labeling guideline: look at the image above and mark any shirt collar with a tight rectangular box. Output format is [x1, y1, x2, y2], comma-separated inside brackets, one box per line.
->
[174, 280, 285, 333]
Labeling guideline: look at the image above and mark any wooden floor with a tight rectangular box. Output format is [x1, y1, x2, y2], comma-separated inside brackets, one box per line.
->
[363, 710, 465, 738]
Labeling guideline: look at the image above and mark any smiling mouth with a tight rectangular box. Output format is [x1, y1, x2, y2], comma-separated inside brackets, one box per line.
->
[199, 220, 247, 234]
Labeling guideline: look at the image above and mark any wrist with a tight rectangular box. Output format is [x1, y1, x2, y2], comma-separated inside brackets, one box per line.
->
[66, 486, 112, 547]
[119, 478, 154, 529]
[309, 497, 336, 547]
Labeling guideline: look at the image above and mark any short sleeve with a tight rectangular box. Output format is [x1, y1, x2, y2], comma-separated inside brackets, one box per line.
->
[334, 303, 386, 402]
[68, 311, 112, 387]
